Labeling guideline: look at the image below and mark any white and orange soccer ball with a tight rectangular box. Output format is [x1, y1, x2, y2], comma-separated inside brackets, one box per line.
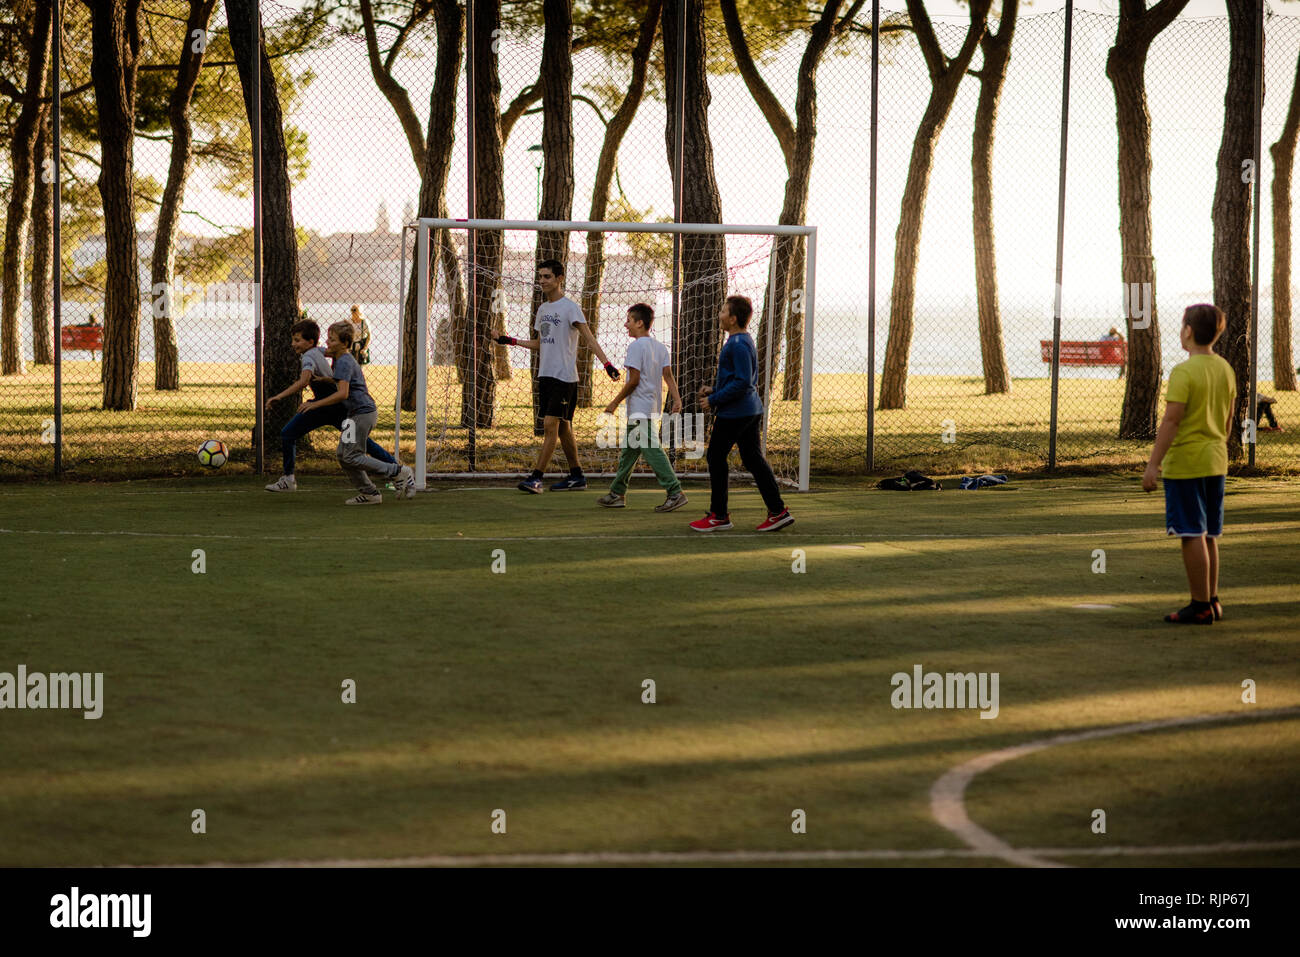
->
[197, 440, 228, 468]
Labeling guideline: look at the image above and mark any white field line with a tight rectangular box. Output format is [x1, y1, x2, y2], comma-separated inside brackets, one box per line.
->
[138, 838, 1300, 869]
[929, 706, 1300, 869]
[2, 524, 1295, 544]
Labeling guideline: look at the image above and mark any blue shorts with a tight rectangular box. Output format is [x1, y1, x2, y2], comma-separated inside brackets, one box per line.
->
[1163, 475, 1225, 538]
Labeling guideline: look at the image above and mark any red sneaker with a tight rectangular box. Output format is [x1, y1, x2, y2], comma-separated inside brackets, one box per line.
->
[689, 512, 733, 532]
[756, 508, 794, 532]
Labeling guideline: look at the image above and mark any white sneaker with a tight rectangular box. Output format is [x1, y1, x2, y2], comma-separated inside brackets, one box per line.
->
[344, 491, 382, 505]
[395, 465, 415, 500]
[265, 475, 297, 492]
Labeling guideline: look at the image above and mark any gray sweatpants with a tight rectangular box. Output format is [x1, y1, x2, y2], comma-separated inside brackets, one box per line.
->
[337, 409, 398, 492]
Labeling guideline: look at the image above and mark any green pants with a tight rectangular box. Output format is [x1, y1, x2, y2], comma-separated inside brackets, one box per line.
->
[610, 419, 682, 496]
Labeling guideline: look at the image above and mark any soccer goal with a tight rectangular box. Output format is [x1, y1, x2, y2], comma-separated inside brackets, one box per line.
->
[397, 219, 816, 491]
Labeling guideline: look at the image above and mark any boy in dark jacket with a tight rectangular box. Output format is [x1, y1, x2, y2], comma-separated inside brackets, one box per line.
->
[689, 295, 792, 532]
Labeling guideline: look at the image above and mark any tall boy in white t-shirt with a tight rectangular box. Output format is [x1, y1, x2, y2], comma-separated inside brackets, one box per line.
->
[595, 303, 688, 512]
[494, 258, 620, 492]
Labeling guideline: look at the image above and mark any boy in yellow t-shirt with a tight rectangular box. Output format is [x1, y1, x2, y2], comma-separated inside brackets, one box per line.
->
[1142, 304, 1237, 624]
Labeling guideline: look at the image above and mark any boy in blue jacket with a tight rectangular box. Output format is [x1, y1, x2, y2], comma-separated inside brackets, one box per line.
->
[689, 295, 793, 532]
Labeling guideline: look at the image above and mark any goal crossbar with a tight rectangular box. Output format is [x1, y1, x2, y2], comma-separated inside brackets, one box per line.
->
[416, 218, 816, 237]
[407, 219, 817, 491]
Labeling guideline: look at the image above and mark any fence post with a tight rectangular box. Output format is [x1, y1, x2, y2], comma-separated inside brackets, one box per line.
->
[1249, 0, 1264, 469]
[53, 0, 63, 477]
[670, 0, 686, 464]
[252, 0, 264, 474]
[466, 0, 477, 472]
[1049, 0, 1075, 472]
[867, 0, 878, 472]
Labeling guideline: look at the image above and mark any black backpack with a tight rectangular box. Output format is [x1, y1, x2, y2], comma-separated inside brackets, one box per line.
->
[876, 470, 942, 491]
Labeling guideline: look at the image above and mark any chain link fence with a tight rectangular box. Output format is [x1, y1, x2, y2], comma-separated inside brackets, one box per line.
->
[2, 1, 1298, 481]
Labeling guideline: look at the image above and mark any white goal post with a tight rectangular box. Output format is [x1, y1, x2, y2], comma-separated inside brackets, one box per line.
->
[404, 218, 817, 491]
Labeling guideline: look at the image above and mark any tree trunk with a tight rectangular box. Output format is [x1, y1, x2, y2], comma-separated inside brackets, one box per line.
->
[1269, 43, 1300, 392]
[464, 0, 503, 428]
[1107, 0, 1191, 438]
[1108, 61, 1161, 438]
[401, 0, 464, 410]
[31, 112, 54, 366]
[761, 90, 815, 404]
[1213, 0, 1257, 461]
[720, 0, 841, 404]
[970, 1, 1015, 396]
[437, 232, 468, 373]
[87, 0, 143, 409]
[664, 0, 726, 413]
[781, 234, 806, 401]
[225, 0, 303, 444]
[878, 0, 988, 409]
[151, 0, 217, 392]
[529, 0, 575, 434]
[1, 0, 53, 378]
[576, 0, 661, 408]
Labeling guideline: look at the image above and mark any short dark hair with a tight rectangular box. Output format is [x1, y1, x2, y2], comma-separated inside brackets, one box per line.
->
[328, 320, 355, 347]
[291, 318, 320, 344]
[627, 302, 654, 329]
[537, 258, 564, 278]
[1183, 303, 1224, 346]
[726, 295, 753, 328]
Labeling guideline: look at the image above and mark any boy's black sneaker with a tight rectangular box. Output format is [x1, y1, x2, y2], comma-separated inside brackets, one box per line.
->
[1164, 602, 1214, 625]
[550, 474, 587, 491]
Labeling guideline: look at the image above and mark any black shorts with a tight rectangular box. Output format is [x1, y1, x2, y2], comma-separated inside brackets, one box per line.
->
[537, 376, 578, 421]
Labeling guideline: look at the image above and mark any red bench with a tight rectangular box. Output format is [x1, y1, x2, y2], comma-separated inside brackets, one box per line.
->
[1040, 340, 1127, 366]
[61, 324, 103, 359]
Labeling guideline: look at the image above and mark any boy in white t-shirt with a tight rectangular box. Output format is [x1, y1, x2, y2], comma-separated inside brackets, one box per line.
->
[495, 258, 620, 492]
[595, 304, 688, 512]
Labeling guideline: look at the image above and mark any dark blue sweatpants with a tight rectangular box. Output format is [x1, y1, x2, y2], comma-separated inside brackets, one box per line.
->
[281, 405, 395, 475]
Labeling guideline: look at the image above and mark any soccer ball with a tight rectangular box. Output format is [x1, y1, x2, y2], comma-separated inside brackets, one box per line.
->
[197, 440, 228, 468]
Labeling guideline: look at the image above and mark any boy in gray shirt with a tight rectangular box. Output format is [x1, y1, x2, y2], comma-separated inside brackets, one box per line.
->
[264, 318, 396, 492]
[298, 321, 414, 504]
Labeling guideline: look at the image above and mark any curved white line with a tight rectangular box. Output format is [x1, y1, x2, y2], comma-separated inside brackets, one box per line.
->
[929, 705, 1300, 868]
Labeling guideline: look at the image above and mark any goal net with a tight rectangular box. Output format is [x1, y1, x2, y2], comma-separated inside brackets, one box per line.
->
[398, 219, 816, 491]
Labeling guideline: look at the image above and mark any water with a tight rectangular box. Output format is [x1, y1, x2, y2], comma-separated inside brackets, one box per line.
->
[45, 296, 1287, 382]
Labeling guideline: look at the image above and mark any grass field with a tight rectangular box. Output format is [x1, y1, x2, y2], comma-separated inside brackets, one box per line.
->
[3, 361, 1299, 479]
[0, 473, 1297, 867]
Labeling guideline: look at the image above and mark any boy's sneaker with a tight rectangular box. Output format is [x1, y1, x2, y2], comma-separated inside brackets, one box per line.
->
[265, 475, 296, 492]
[344, 491, 382, 505]
[756, 508, 794, 532]
[689, 512, 732, 532]
[596, 492, 626, 508]
[518, 477, 544, 494]
[395, 465, 416, 500]
[654, 490, 689, 513]
[551, 474, 587, 491]
[1164, 602, 1213, 624]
